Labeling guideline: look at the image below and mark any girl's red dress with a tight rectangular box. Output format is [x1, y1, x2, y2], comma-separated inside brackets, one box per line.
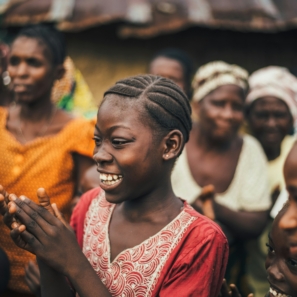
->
[71, 188, 228, 297]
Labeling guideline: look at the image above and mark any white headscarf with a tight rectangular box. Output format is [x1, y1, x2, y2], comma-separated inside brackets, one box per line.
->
[246, 66, 297, 126]
[192, 61, 249, 102]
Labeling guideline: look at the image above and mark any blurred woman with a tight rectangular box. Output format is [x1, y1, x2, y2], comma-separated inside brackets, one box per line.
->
[0, 25, 94, 296]
[148, 48, 194, 99]
[171, 61, 271, 291]
[246, 66, 297, 192]
[245, 66, 297, 297]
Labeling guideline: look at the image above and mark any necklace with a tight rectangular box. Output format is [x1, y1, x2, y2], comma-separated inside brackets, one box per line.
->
[18, 106, 58, 143]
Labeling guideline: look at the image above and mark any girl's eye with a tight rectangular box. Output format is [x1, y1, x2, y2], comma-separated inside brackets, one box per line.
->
[112, 139, 128, 146]
[266, 243, 275, 254]
[92, 137, 101, 146]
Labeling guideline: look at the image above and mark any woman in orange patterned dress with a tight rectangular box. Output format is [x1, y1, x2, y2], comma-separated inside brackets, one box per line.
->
[0, 25, 95, 296]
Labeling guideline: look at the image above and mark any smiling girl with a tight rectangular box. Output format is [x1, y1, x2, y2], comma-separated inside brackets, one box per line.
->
[1, 75, 228, 297]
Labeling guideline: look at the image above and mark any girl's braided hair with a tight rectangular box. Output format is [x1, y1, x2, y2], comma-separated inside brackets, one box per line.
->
[104, 74, 192, 145]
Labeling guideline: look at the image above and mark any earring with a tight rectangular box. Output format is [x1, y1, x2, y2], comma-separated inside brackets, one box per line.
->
[2, 71, 10, 86]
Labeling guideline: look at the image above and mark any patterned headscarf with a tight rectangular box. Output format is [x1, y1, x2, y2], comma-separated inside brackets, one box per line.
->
[192, 61, 249, 102]
[246, 66, 297, 125]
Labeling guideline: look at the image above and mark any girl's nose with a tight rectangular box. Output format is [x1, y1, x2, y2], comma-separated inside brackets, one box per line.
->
[267, 262, 285, 283]
[93, 145, 113, 164]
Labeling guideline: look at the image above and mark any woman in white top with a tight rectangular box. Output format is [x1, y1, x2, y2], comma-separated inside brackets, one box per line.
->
[171, 61, 271, 292]
[172, 61, 271, 241]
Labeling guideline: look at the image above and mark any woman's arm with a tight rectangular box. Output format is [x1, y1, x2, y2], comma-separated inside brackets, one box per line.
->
[213, 201, 269, 239]
[8, 196, 112, 297]
[194, 185, 269, 239]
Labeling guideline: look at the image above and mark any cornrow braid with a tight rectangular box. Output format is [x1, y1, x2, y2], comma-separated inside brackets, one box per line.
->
[104, 74, 192, 144]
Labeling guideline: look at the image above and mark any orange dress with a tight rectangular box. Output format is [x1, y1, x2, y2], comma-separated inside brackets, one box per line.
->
[0, 108, 95, 293]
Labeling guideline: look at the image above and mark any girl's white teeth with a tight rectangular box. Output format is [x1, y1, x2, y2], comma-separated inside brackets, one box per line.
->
[270, 287, 291, 297]
[100, 173, 122, 185]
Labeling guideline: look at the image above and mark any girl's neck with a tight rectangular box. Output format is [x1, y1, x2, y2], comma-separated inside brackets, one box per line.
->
[192, 123, 236, 152]
[121, 179, 182, 223]
[18, 96, 55, 122]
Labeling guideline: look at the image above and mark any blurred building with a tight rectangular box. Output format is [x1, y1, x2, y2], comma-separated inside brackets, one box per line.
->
[1, 0, 297, 102]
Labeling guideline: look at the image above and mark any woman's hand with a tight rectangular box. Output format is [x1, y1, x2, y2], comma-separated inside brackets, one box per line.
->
[193, 184, 216, 220]
[219, 279, 254, 297]
[8, 195, 81, 276]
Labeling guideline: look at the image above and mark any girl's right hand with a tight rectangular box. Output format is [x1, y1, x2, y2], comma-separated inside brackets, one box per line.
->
[8, 195, 82, 276]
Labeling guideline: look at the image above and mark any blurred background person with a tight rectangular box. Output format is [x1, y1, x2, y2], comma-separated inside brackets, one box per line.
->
[245, 66, 297, 297]
[0, 42, 13, 106]
[0, 24, 95, 297]
[171, 61, 271, 293]
[246, 66, 297, 192]
[148, 48, 194, 99]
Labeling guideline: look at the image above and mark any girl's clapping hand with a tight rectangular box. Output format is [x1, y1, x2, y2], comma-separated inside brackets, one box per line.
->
[7, 194, 81, 276]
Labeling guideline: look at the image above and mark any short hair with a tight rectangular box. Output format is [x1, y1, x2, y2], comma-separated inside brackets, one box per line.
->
[14, 24, 66, 65]
[150, 48, 194, 99]
[104, 75, 192, 145]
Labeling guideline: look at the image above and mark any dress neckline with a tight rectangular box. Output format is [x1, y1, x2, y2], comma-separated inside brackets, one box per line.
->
[104, 199, 188, 265]
[1, 108, 77, 147]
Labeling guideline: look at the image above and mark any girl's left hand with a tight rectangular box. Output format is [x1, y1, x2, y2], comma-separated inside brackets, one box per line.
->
[8, 195, 82, 276]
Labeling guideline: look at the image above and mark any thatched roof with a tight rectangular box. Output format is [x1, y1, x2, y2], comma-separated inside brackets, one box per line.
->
[2, 0, 297, 38]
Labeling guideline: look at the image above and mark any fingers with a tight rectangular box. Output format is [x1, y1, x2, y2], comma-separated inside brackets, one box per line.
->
[25, 261, 41, 296]
[202, 199, 215, 220]
[36, 188, 55, 215]
[220, 279, 230, 297]
[230, 284, 241, 297]
[2, 194, 20, 229]
[0, 193, 6, 216]
[199, 184, 215, 202]
[10, 226, 36, 254]
[52, 203, 67, 225]
[8, 198, 47, 240]
[11, 195, 59, 226]
[0, 185, 10, 203]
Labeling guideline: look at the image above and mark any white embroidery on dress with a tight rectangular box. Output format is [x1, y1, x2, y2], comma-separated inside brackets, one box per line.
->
[83, 191, 196, 297]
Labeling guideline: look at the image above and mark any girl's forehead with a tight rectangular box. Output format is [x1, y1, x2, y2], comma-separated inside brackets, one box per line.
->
[99, 94, 145, 115]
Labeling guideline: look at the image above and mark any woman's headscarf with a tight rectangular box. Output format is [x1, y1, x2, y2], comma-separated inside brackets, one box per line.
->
[192, 61, 249, 102]
[246, 66, 297, 126]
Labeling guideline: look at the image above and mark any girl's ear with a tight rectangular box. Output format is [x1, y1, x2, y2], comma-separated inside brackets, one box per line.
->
[162, 129, 184, 161]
